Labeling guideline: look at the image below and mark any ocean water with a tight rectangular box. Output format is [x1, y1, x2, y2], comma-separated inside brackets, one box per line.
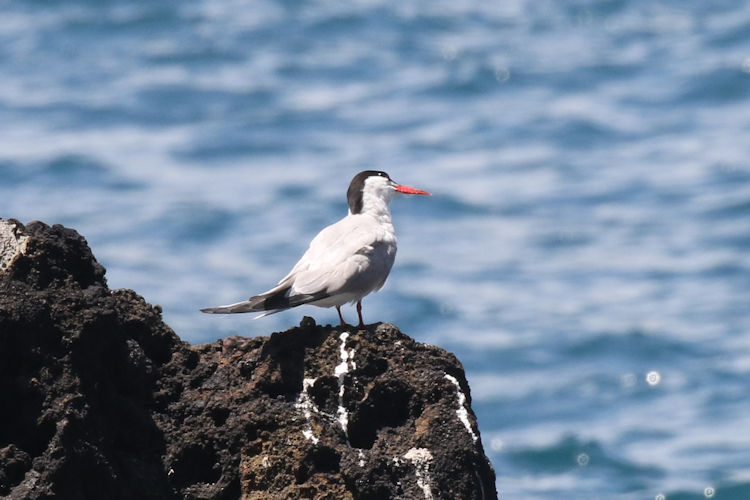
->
[3, 1, 750, 498]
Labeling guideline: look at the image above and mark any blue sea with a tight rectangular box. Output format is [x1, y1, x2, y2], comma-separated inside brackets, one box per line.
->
[3, 1, 750, 498]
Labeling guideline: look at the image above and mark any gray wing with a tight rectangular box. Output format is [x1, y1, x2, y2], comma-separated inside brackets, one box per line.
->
[284, 214, 397, 298]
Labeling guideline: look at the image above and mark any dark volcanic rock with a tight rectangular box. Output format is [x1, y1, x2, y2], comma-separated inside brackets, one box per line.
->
[0, 218, 497, 499]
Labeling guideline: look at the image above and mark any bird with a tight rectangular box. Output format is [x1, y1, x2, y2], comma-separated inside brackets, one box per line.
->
[200, 170, 430, 328]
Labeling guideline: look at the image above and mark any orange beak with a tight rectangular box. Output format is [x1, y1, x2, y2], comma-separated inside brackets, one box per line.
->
[394, 184, 431, 196]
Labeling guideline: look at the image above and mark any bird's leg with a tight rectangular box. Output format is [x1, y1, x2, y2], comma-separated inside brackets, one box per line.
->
[356, 300, 365, 329]
[336, 306, 346, 327]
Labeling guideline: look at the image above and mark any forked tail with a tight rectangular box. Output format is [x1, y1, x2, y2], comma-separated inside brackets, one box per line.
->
[200, 286, 329, 315]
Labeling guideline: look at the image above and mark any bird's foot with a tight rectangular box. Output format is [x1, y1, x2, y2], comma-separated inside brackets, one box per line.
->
[336, 318, 354, 330]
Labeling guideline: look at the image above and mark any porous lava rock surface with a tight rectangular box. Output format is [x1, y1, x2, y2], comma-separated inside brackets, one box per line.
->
[0, 218, 497, 499]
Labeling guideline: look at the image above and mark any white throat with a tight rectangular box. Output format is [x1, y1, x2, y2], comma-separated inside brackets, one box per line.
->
[351, 177, 396, 222]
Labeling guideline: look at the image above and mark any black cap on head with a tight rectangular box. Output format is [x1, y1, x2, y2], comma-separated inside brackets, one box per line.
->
[347, 170, 391, 214]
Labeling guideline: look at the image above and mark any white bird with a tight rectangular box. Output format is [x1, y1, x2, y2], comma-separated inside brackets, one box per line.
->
[201, 170, 430, 328]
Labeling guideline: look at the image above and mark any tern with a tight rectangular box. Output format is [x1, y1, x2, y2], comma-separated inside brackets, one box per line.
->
[200, 170, 430, 328]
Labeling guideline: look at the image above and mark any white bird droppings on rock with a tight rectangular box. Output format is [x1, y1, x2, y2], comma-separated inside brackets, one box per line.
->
[404, 447, 434, 500]
[0, 219, 29, 272]
[335, 331, 356, 433]
[295, 377, 319, 444]
[444, 373, 478, 443]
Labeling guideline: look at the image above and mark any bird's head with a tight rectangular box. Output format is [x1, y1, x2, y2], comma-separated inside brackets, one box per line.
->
[347, 171, 430, 215]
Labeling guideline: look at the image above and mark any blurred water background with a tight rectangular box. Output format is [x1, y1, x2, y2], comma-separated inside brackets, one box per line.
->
[3, 0, 750, 498]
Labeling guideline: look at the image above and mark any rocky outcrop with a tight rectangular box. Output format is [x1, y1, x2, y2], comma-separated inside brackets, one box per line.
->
[0, 218, 497, 499]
